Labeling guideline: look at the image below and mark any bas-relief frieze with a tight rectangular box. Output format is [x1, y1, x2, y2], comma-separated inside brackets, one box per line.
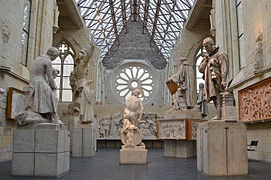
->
[97, 112, 157, 139]
[158, 120, 185, 139]
[239, 78, 271, 121]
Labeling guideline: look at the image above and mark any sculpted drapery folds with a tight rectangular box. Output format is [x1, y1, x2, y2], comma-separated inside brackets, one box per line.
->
[198, 37, 229, 120]
[79, 80, 96, 124]
[167, 57, 195, 109]
[16, 47, 63, 125]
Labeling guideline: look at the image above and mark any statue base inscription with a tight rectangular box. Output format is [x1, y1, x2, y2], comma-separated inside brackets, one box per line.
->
[12, 124, 70, 177]
[197, 121, 248, 176]
[120, 145, 148, 164]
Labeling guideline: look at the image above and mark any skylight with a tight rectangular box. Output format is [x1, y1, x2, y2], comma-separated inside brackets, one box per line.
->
[75, 0, 194, 61]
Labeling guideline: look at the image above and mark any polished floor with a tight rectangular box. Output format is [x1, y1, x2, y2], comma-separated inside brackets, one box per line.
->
[0, 149, 271, 180]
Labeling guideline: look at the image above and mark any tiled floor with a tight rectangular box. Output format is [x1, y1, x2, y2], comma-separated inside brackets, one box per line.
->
[1, 148, 271, 180]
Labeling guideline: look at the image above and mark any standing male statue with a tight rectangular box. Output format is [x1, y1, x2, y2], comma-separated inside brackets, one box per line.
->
[16, 47, 63, 125]
[121, 88, 144, 147]
[167, 57, 195, 109]
[198, 37, 229, 120]
[72, 47, 95, 103]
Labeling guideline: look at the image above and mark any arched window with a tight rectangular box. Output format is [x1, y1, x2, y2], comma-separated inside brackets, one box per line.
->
[195, 47, 206, 93]
[52, 41, 74, 102]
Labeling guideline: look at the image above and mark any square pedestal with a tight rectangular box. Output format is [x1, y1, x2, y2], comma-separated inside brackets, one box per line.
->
[72, 127, 96, 157]
[197, 121, 248, 176]
[12, 126, 70, 177]
[164, 140, 196, 158]
[120, 146, 148, 164]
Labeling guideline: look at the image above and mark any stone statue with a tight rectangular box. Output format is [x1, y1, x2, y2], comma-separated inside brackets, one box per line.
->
[167, 57, 195, 109]
[16, 47, 63, 126]
[79, 79, 95, 124]
[198, 37, 229, 120]
[72, 47, 95, 103]
[197, 83, 208, 117]
[121, 88, 144, 147]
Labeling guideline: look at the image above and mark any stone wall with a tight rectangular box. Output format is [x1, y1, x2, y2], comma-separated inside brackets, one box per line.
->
[247, 122, 271, 163]
[170, 29, 210, 68]
[0, 0, 57, 161]
[215, 0, 271, 162]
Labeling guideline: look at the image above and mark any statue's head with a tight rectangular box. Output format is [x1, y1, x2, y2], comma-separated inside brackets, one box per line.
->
[203, 37, 214, 54]
[47, 47, 60, 61]
[78, 48, 87, 59]
[132, 88, 144, 97]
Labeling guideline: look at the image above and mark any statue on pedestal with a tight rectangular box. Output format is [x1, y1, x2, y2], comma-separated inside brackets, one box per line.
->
[121, 89, 144, 147]
[198, 37, 229, 120]
[16, 47, 63, 126]
[167, 57, 195, 109]
[69, 46, 95, 122]
[79, 79, 95, 124]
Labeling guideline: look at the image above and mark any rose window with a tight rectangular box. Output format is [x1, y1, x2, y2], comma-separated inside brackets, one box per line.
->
[114, 66, 154, 102]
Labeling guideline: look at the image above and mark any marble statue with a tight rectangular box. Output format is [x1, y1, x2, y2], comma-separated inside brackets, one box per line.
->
[16, 47, 63, 126]
[167, 57, 195, 109]
[198, 37, 229, 120]
[121, 88, 144, 147]
[197, 83, 208, 117]
[79, 79, 95, 124]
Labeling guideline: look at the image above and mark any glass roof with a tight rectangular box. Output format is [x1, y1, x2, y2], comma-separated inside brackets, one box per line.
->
[75, 0, 195, 61]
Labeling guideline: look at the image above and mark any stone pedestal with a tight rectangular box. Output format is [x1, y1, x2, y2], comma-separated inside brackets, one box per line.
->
[164, 140, 196, 158]
[197, 121, 248, 176]
[120, 145, 148, 164]
[72, 126, 96, 157]
[158, 108, 206, 158]
[12, 124, 70, 177]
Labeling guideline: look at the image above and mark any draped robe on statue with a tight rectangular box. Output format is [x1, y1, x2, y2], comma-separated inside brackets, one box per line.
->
[169, 60, 195, 108]
[79, 83, 95, 123]
[27, 55, 57, 114]
[198, 47, 229, 103]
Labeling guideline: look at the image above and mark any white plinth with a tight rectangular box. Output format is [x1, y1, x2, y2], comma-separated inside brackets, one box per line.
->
[197, 121, 248, 176]
[120, 145, 148, 164]
[12, 125, 70, 177]
[164, 140, 196, 158]
[72, 127, 96, 157]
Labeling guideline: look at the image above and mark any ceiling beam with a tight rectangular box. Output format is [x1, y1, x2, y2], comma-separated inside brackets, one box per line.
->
[109, 0, 119, 45]
[121, 0, 128, 33]
[142, 0, 149, 34]
[150, 0, 162, 46]
[161, 0, 176, 44]
[133, 0, 138, 21]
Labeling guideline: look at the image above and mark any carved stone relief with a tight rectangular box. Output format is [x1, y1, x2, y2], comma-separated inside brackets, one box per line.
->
[97, 112, 158, 139]
[1, 23, 10, 43]
[158, 119, 185, 140]
[239, 78, 271, 121]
